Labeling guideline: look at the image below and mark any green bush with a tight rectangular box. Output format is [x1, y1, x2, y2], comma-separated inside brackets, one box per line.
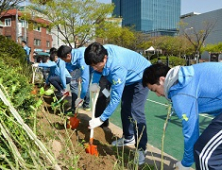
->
[151, 56, 186, 67]
[0, 35, 31, 76]
[0, 36, 40, 168]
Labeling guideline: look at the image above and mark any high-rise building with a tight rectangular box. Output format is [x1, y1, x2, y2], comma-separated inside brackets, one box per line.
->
[112, 0, 181, 36]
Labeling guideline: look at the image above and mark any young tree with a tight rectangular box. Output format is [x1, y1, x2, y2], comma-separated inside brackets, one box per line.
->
[0, 0, 25, 18]
[29, 0, 114, 48]
[180, 20, 216, 60]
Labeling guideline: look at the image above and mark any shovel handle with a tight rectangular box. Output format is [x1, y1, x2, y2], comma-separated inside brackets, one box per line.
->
[89, 88, 100, 140]
[52, 92, 69, 106]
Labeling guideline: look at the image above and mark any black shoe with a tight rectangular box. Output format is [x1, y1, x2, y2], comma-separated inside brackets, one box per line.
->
[82, 106, 91, 111]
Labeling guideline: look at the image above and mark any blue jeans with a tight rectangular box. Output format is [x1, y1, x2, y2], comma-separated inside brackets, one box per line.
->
[121, 82, 149, 151]
[69, 69, 90, 111]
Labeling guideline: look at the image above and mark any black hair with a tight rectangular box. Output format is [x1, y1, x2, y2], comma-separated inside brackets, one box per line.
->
[36, 55, 49, 63]
[49, 51, 57, 61]
[84, 42, 108, 65]
[142, 63, 171, 87]
[57, 45, 72, 59]
[22, 40, 26, 44]
[49, 47, 57, 54]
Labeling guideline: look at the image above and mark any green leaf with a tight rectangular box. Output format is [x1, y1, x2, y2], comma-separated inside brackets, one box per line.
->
[36, 99, 43, 107]
[39, 87, 45, 95]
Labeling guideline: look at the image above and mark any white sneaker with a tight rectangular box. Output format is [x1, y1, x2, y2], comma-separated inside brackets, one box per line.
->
[111, 136, 135, 147]
[134, 150, 145, 165]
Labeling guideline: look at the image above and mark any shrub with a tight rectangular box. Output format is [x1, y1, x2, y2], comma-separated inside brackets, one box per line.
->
[0, 35, 31, 76]
[151, 56, 186, 67]
[0, 36, 41, 168]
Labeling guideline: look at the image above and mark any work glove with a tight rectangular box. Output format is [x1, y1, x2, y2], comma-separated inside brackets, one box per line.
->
[61, 90, 69, 96]
[32, 63, 39, 68]
[90, 83, 100, 93]
[89, 117, 104, 129]
[75, 98, 83, 107]
[174, 161, 190, 170]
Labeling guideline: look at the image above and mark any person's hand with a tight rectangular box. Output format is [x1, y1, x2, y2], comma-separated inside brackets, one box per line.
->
[90, 83, 100, 93]
[61, 90, 69, 96]
[75, 98, 83, 107]
[32, 63, 39, 68]
[89, 117, 104, 129]
[174, 161, 190, 170]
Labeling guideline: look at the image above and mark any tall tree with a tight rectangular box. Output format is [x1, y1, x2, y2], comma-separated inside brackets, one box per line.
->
[29, 0, 114, 48]
[0, 0, 25, 18]
[106, 26, 135, 49]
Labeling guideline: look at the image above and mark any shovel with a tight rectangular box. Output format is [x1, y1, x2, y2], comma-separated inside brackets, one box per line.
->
[66, 113, 80, 130]
[85, 86, 100, 156]
[52, 91, 70, 107]
[66, 81, 81, 129]
[66, 103, 80, 130]
[31, 65, 38, 95]
[31, 65, 38, 84]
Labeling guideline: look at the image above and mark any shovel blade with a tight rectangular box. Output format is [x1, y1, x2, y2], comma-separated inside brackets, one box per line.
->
[85, 144, 99, 156]
[66, 116, 80, 129]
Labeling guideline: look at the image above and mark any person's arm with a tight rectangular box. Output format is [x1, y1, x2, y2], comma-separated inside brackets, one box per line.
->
[24, 46, 29, 55]
[58, 60, 67, 89]
[172, 94, 199, 167]
[100, 66, 127, 121]
[92, 70, 102, 84]
[27, 47, 30, 55]
[38, 62, 56, 85]
[79, 63, 90, 99]
[38, 61, 56, 68]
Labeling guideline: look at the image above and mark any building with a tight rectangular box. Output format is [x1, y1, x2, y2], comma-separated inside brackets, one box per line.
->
[112, 0, 181, 36]
[0, 8, 52, 61]
[180, 9, 222, 45]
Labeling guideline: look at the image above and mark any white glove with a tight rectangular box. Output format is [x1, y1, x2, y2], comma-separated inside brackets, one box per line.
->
[32, 63, 39, 67]
[61, 90, 69, 96]
[90, 83, 100, 93]
[75, 98, 83, 107]
[175, 161, 190, 170]
[89, 117, 104, 129]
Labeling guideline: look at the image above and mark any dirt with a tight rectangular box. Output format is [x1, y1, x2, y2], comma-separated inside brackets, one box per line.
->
[37, 95, 131, 170]
[37, 94, 186, 170]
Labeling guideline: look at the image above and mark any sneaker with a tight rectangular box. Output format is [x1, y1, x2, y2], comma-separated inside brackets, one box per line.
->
[111, 136, 135, 147]
[134, 150, 145, 165]
[82, 106, 91, 111]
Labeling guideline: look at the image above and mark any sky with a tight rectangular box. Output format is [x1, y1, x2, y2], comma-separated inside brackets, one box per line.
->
[97, 0, 222, 15]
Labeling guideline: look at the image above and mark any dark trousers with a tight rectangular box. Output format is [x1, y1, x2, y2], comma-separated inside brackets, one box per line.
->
[121, 82, 149, 151]
[26, 55, 30, 64]
[194, 113, 222, 170]
[48, 76, 71, 93]
[69, 69, 90, 111]
[95, 76, 111, 127]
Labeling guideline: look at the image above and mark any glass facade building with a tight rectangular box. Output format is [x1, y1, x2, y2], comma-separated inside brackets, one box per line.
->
[112, 0, 181, 36]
